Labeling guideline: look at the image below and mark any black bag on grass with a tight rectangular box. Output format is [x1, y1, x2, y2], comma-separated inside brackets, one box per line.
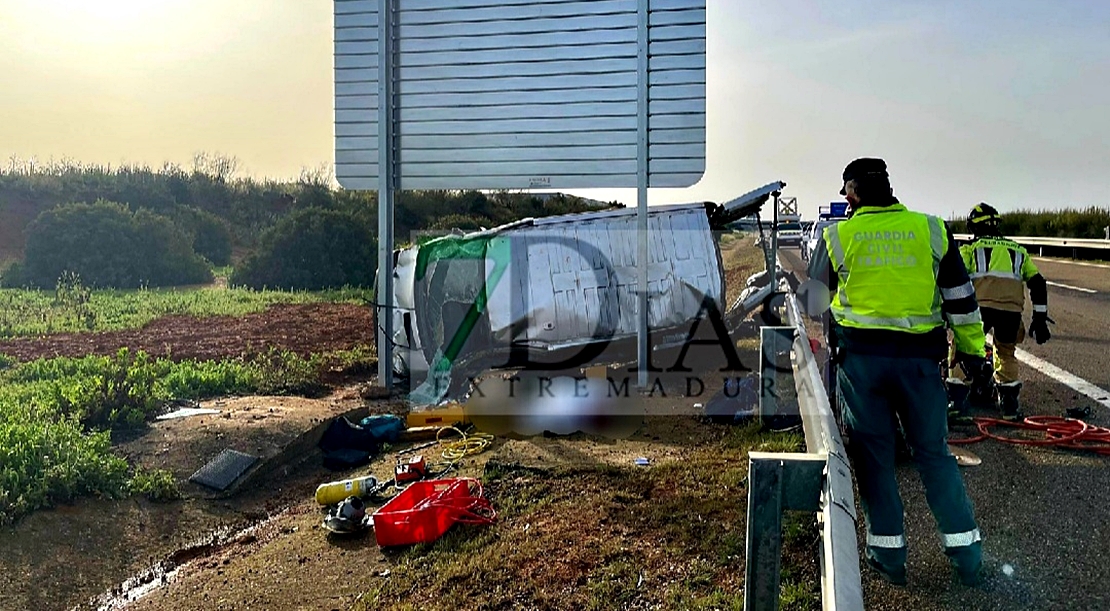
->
[318, 417, 379, 471]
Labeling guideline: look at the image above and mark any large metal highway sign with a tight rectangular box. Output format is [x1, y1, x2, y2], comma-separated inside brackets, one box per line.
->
[333, 0, 707, 388]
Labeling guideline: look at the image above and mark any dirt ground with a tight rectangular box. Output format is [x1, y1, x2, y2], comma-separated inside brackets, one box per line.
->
[0, 300, 381, 611]
[0, 235, 779, 611]
[0, 302, 374, 362]
[1, 378, 810, 611]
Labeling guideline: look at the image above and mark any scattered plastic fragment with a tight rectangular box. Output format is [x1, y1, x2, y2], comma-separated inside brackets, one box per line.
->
[156, 407, 220, 420]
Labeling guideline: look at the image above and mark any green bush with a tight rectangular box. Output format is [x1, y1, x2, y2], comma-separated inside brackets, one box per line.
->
[0, 260, 24, 288]
[20, 200, 213, 289]
[249, 347, 327, 396]
[160, 359, 255, 399]
[429, 214, 490, 232]
[0, 417, 130, 524]
[230, 207, 376, 290]
[11, 348, 163, 430]
[0, 347, 337, 523]
[126, 468, 181, 502]
[167, 205, 233, 266]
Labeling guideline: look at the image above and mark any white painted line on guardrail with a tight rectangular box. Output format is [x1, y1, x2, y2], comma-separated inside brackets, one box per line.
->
[1033, 257, 1110, 270]
[1046, 281, 1098, 294]
[1016, 348, 1110, 410]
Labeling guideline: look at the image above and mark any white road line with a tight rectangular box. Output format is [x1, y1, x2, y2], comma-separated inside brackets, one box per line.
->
[1016, 348, 1110, 410]
[1046, 280, 1097, 294]
[1033, 257, 1110, 270]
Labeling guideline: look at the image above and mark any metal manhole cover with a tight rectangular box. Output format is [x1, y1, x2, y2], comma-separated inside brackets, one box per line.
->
[188, 449, 259, 491]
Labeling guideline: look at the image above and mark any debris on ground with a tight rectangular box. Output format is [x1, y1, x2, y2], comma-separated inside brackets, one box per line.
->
[156, 407, 221, 421]
[315, 475, 380, 506]
[371, 478, 496, 547]
[322, 496, 371, 536]
[188, 449, 259, 491]
[318, 416, 382, 470]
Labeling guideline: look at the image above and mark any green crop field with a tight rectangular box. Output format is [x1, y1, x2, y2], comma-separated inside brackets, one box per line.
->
[0, 284, 373, 339]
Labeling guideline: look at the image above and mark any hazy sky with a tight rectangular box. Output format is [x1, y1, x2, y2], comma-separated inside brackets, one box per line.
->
[2, 0, 1108, 220]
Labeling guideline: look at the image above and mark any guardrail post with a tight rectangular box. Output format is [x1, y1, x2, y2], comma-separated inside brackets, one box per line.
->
[745, 456, 784, 611]
[745, 453, 826, 611]
[760, 326, 798, 423]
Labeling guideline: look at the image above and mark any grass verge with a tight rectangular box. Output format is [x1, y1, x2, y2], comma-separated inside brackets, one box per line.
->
[720, 231, 771, 308]
[0, 344, 375, 525]
[353, 422, 820, 611]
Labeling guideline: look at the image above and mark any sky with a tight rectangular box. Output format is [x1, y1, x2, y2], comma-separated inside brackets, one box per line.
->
[2, 0, 1109, 221]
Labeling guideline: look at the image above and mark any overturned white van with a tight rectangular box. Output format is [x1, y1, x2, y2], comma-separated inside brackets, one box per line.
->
[388, 182, 787, 396]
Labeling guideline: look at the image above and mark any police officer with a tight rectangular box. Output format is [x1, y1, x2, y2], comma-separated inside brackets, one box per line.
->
[807, 158, 991, 586]
[953, 203, 1051, 420]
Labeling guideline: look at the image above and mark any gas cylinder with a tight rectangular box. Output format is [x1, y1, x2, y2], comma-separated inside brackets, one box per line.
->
[315, 475, 378, 506]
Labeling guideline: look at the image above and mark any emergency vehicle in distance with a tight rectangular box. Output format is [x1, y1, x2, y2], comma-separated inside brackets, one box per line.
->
[775, 200, 803, 247]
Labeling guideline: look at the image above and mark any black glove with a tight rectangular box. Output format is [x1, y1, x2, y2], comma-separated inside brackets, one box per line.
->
[956, 353, 994, 386]
[1029, 311, 1054, 344]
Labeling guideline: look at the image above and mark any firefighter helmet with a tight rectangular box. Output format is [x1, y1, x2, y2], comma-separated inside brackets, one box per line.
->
[968, 202, 1001, 237]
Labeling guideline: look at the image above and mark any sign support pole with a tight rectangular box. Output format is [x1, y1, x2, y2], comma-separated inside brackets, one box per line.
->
[376, 0, 395, 391]
[636, 0, 650, 389]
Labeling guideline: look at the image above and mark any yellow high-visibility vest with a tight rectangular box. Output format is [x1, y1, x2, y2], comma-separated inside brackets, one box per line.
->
[822, 203, 948, 333]
[959, 237, 1038, 312]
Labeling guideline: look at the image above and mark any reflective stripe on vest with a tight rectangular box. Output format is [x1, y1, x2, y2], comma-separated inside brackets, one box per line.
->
[968, 238, 1024, 281]
[929, 217, 945, 313]
[1013, 249, 1026, 278]
[941, 280, 975, 300]
[827, 223, 850, 309]
[947, 310, 982, 326]
[941, 528, 981, 548]
[824, 208, 946, 332]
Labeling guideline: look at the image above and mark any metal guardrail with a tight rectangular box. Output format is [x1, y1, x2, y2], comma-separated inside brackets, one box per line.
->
[743, 287, 864, 611]
[954, 233, 1110, 253]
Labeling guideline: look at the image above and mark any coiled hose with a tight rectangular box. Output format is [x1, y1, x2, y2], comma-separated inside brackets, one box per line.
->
[949, 416, 1110, 456]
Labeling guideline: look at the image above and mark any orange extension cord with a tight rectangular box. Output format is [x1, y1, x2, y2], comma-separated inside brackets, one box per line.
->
[948, 416, 1110, 456]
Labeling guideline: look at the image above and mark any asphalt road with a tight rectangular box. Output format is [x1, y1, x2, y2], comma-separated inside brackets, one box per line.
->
[779, 247, 1110, 611]
[1020, 257, 1110, 393]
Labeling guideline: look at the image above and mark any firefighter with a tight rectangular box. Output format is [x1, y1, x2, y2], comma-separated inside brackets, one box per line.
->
[954, 202, 1051, 420]
[807, 158, 990, 586]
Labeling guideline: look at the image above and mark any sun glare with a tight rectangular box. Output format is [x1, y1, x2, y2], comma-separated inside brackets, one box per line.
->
[28, 0, 183, 34]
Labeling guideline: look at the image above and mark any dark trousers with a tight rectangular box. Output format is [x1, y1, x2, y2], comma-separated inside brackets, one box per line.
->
[838, 351, 982, 571]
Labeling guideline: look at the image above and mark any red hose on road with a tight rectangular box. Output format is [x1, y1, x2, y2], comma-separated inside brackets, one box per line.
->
[949, 416, 1110, 456]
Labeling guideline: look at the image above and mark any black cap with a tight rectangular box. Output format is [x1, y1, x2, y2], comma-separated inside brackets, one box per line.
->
[840, 158, 888, 195]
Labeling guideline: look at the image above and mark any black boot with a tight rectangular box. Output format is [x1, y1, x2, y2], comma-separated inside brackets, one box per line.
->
[997, 381, 1023, 421]
[968, 377, 997, 410]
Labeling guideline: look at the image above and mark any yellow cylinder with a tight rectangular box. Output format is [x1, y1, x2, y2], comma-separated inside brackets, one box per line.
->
[315, 475, 378, 506]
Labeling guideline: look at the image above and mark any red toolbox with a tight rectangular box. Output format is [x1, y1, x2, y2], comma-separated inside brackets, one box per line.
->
[371, 478, 495, 547]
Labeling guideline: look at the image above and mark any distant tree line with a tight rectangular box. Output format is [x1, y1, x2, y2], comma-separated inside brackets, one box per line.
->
[0, 156, 616, 290]
[946, 206, 1110, 239]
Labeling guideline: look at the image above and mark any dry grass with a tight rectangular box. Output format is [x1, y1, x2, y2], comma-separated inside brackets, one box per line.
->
[352, 421, 818, 611]
[719, 232, 771, 308]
